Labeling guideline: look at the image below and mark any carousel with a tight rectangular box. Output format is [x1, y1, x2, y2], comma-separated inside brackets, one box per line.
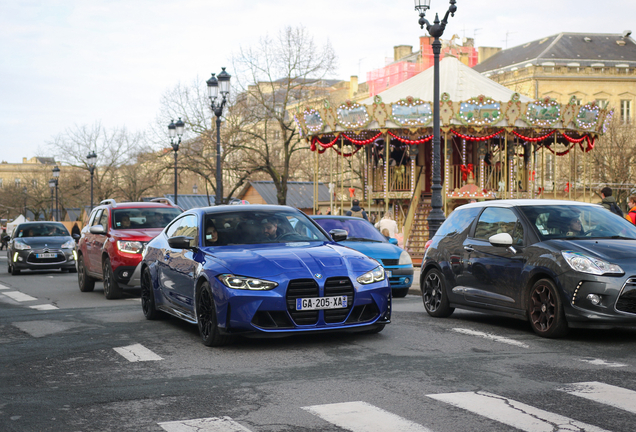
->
[294, 56, 612, 258]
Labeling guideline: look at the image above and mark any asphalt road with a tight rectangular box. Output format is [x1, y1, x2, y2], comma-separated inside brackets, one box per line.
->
[2, 257, 636, 432]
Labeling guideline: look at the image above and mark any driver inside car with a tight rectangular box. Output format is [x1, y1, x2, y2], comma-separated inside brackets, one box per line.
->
[261, 218, 279, 240]
[566, 216, 585, 236]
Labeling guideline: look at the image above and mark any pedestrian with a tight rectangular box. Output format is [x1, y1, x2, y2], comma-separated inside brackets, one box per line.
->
[376, 211, 398, 239]
[600, 187, 623, 217]
[626, 196, 636, 225]
[0, 228, 8, 250]
[345, 199, 368, 220]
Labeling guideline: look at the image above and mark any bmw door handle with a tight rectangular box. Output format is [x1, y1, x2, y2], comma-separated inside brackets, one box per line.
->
[464, 245, 474, 252]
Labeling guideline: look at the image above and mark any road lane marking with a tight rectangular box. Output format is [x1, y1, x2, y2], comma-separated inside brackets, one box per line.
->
[113, 343, 162, 362]
[158, 416, 253, 431]
[451, 328, 529, 348]
[303, 401, 433, 432]
[0, 283, 10, 290]
[559, 382, 636, 414]
[579, 358, 627, 368]
[428, 391, 609, 432]
[30, 304, 59, 310]
[2, 291, 37, 302]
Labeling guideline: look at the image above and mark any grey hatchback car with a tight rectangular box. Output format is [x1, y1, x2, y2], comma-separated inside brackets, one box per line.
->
[421, 199, 636, 338]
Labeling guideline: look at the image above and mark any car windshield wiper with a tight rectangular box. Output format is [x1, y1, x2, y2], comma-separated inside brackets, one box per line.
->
[344, 237, 382, 242]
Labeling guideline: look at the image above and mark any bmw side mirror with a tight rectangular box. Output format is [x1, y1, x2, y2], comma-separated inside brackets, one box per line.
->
[388, 238, 398, 245]
[329, 229, 348, 242]
[488, 232, 513, 247]
[168, 236, 195, 249]
[89, 225, 106, 235]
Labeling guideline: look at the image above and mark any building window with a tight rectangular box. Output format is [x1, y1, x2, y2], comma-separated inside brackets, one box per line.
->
[15, 178, 21, 186]
[543, 66, 554, 73]
[621, 100, 632, 123]
[0, 178, 3, 188]
[595, 99, 609, 109]
[32, 179, 38, 188]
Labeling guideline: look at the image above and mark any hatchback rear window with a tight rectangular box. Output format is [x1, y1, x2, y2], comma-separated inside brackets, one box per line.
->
[435, 207, 481, 237]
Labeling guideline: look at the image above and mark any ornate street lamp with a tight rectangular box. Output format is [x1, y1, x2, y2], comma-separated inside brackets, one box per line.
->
[168, 118, 185, 205]
[48, 179, 56, 221]
[414, 0, 457, 238]
[52, 165, 60, 221]
[22, 186, 28, 218]
[206, 67, 231, 205]
[87, 151, 97, 211]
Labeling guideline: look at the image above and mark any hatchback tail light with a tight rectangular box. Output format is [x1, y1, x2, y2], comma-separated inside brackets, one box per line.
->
[425, 239, 433, 250]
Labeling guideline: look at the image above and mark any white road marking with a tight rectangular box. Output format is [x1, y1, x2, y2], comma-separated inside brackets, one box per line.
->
[30, 304, 59, 310]
[158, 416, 253, 432]
[303, 401, 433, 432]
[0, 283, 10, 290]
[113, 343, 162, 362]
[428, 391, 609, 432]
[451, 328, 529, 348]
[560, 381, 636, 414]
[2, 291, 37, 302]
[579, 358, 627, 368]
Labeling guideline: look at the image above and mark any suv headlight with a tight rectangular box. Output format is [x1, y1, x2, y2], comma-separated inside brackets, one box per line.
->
[61, 239, 75, 249]
[13, 241, 31, 250]
[399, 250, 412, 265]
[562, 251, 624, 275]
[117, 240, 144, 254]
[357, 265, 386, 285]
[218, 274, 278, 290]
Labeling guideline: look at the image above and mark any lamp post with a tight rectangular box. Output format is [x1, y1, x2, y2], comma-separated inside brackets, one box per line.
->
[206, 67, 231, 206]
[52, 165, 60, 221]
[168, 118, 185, 205]
[414, 0, 457, 238]
[192, 183, 198, 194]
[87, 151, 97, 211]
[22, 186, 27, 218]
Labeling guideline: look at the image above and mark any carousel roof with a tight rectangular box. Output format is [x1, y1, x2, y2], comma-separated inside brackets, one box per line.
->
[360, 56, 533, 105]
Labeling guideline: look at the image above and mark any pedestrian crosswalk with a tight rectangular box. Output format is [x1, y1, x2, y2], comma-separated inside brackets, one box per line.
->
[158, 382, 635, 432]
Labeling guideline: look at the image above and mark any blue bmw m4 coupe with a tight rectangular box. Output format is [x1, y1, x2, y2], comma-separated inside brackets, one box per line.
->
[140, 205, 391, 346]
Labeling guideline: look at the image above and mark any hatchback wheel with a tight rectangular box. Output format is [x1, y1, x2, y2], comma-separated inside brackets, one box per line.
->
[102, 257, 122, 299]
[141, 267, 164, 320]
[196, 282, 231, 347]
[528, 278, 568, 338]
[422, 268, 454, 317]
[10, 262, 20, 275]
[77, 255, 95, 292]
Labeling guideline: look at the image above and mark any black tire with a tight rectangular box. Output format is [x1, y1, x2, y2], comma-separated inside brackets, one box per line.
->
[102, 257, 122, 300]
[421, 268, 454, 317]
[196, 282, 231, 347]
[77, 255, 95, 292]
[392, 287, 410, 298]
[10, 261, 20, 275]
[141, 267, 164, 320]
[528, 278, 569, 338]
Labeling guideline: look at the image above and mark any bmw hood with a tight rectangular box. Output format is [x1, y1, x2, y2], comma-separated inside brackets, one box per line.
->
[206, 242, 378, 278]
[546, 239, 636, 263]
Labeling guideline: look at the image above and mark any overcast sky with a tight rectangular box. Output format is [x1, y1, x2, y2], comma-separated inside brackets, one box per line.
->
[1, 0, 634, 163]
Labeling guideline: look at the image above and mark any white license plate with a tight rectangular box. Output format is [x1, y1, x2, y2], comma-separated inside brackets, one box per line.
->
[385, 270, 392, 277]
[36, 253, 57, 258]
[296, 295, 347, 311]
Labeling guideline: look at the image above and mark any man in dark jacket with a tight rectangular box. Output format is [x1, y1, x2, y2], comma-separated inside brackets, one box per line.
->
[346, 199, 368, 220]
[601, 187, 623, 217]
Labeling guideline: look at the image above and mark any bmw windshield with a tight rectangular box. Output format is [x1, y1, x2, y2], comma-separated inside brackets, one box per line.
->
[519, 204, 636, 240]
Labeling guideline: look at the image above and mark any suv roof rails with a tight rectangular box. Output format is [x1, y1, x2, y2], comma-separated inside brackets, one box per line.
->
[99, 199, 117, 206]
[150, 198, 184, 211]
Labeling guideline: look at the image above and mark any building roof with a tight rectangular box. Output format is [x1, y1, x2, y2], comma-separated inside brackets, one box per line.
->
[162, 194, 215, 210]
[240, 181, 331, 208]
[474, 32, 636, 74]
[361, 56, 532, 104]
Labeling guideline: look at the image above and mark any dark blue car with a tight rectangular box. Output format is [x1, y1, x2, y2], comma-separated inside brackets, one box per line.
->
[140, 205, 391, 346]
[312, 216, 414, 297]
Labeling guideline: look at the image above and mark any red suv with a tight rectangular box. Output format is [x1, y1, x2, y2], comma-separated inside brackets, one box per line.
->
[77, 199, 182, 299]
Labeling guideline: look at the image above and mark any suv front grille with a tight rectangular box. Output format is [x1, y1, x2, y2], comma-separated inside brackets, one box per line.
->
[286, 279, 319, 325]
[616, 278, 636, 314]
[324, 277, 354, 323]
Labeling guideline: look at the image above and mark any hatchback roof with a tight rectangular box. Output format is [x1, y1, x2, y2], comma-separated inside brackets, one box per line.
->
[458, 199, 602, 209]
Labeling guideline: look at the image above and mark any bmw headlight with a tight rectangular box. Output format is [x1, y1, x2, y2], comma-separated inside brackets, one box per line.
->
[218, 274, 278, 290]
[61, 239, 75, 249]
[357, 265, 386, 285]
[13, 241, 31, 250]
[117, 240, 144, 254]
[562, 251, 624, 276]
[399, 250, 412, 265]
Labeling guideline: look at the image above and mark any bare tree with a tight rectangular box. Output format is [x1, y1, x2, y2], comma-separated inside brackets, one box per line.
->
[230, 26, 337, 204]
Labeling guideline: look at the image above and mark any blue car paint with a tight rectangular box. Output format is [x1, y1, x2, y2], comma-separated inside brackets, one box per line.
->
[143, 206, 391, 336]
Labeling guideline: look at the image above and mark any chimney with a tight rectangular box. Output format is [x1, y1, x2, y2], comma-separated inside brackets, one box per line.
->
[23, 157, 27, 163]
[393, 45, 413, 61]
[349, 76, 359, 99]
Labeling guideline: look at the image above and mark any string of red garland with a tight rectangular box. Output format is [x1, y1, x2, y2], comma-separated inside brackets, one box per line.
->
[451, 129, 504, 141]
[331, 146, 363, 157]
[387, 131, 433, 144]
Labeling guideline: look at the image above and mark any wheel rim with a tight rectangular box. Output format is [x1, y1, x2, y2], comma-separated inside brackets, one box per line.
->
[78, 258, 85, 286]
[423, 272, 443, 312]
[530, 284, 556, 332]
[197, 287, 214, 340]
[103, 261, 111, 295]
[140, 270, 152, 315]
